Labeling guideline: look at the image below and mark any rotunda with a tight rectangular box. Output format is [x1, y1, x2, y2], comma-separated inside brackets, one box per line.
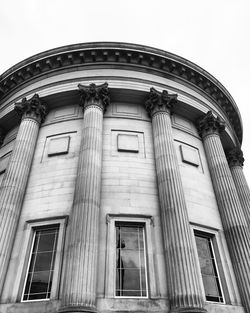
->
[0, 42, 250, 313]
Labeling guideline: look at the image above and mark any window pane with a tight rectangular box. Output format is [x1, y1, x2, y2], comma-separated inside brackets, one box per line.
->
[115, 224, 147, 297]
[22, 226, 58, 301]
[195, 233, 223, 303]
[202, 275, 219, 297]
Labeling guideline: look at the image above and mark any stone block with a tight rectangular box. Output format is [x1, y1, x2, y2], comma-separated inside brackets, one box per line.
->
[117, 134, 139, 153]
[47, 136, 70, 157]
[180, 144, 199, 167]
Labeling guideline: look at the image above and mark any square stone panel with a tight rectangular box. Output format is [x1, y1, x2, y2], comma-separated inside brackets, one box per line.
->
[111, 130, 145, 158]
[180, 145, 199, 167]
[48, 136, 70, 157]
[117, 134, 139, 153]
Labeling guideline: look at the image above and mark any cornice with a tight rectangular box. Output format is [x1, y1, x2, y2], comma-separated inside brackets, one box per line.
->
[0, 42, 242, 143]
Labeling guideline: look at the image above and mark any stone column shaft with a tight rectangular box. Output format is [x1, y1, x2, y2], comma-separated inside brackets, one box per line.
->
[198, 112, 250, 312]
[227, 149, 250, 227]
[0, 94, 46, 295]
[146, 88, 206, 313]
[60, 83, 109, 313]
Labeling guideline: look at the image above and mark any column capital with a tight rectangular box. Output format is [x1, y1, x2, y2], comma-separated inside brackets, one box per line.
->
[227, 148, 244, 168]
[15, 94, 47, 123]
[78, 82, 110, 112]
[197, 111, 225, 138]
[145, 87, 177, 118]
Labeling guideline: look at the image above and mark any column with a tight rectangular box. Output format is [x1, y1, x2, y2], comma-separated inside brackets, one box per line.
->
[60, 83, 109, 313]
[145, 88, 206, 313]
[227, 148, 250, 227]
[0, 94, 46, 295]
[197, 111, 250, 312]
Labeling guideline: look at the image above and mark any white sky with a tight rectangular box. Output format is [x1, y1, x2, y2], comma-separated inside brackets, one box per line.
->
[1, 0, 250, 182]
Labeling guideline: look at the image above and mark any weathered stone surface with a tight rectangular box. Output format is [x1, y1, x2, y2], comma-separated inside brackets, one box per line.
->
[227, 148, 250, 227]
[0, 94, 46, 295]
[146, 88, 206, 313]
[59, 84, 109, 313]
[198, 111, 250, 313]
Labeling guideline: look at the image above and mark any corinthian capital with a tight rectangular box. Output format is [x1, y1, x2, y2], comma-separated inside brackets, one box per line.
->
[227, 148, 244, 168]
[15, 94, 47, 123]
[145, 87, 177, 118]
[197, 111, 225, 138]
[78, 82, 110, 112]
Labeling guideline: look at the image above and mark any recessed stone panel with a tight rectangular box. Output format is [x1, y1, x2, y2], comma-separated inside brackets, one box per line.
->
[111, 130, 145, 158]
[117, 134, 139, 153]
[54, 106, 78, 119]
[48, 136, 70, 157]
[180, 145, 199, 167]
[112, 103, 142, 118]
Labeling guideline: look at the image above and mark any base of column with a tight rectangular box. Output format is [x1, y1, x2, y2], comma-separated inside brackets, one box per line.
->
[171, 307, 207, 313]
[58, 306, 97, 313]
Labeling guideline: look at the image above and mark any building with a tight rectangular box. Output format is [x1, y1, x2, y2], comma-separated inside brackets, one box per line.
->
[0, 42, 250, 313]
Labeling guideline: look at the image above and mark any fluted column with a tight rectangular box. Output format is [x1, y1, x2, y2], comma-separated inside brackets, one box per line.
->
[0, 94, 46, 295]
[60, 83, 109, 313]
[197, 111, 250, 312]
[145, 88, 206, 313]
[227, 148, 250, 228]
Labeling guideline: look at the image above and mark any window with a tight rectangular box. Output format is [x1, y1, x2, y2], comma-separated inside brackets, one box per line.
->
[17, 217, 67, 302]
[116, 223, 147, 297]
[105, 215, 158, 299]
[22, 226, 59, 301]
[194, 231, 224, 303]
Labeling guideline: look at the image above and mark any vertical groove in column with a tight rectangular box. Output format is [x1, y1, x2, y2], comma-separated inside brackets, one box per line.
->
[61, 106, 103, 312]
[0, 118, 40, 294]
[153, 112, 205, 312]
[230, 166, 250, 227]
[203, 133, 250, 311]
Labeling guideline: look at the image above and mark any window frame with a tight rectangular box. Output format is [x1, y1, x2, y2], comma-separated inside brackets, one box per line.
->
[105, 214, 158, 299]
[192, 227, 225, 304]
[18, 217, 67, 302]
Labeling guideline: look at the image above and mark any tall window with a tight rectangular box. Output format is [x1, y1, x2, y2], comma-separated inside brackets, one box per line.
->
[194, 232, 224, 302]
[115, 223, 147, 297]
[22, 226, 59, 301]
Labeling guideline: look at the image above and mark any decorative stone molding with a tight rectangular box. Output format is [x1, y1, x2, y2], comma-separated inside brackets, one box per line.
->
[145, 87, 177, 117]
[226, 148, 244, 168]
[78, 82, 110, 112]
[0, 43, 242, 143]
[15, 94, 47, 123]
[197, 111, 225, 138]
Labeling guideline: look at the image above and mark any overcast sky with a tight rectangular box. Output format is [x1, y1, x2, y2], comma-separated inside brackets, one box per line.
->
[1, 0, 250, 181]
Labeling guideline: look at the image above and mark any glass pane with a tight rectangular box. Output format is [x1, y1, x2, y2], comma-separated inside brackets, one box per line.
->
[195, 233, 223, 302]
[115, 224, 147, 297]
[28, 292, 48, 300]
[30, 271, 51, 293]
[120, 289, 142, 297]
[199, 258, 215, 276]
[23, 227, 58, 301]
[118, 250, 139, 268]
[37, 232, 57, 252]
[33, 252, 53, 272]
[120, 229, 139, 250]
[202, 275, 219, 297]
[195, 236, 210, 258]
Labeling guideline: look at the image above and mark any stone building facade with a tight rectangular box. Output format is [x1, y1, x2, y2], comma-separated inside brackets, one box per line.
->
[0, 42, 250, 313]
